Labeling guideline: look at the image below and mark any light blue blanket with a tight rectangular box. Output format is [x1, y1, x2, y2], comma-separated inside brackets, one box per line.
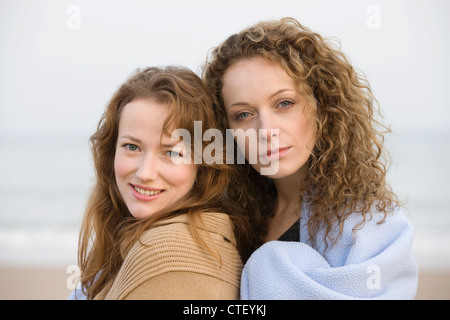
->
[240, 205, 418, 299]
[68, 282, 86, 300]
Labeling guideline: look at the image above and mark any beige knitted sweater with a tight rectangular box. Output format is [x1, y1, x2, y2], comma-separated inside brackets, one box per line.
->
[97, 212, 243, 300]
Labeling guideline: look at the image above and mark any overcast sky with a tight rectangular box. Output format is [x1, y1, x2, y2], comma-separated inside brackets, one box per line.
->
[1, 0, 449, 138]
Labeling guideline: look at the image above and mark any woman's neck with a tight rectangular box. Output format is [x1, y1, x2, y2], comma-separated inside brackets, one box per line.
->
[274, 165, 307, 210]
[264, 166, 307, 242]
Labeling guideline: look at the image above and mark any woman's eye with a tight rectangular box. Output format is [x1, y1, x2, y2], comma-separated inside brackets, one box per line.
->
[234, 111, 251, 120]
[278, 100, 293, 108]
[166, 150, 183, 158]
[124, 144, 139, 151]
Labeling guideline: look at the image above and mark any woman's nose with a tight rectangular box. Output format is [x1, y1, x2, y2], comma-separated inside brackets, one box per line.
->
[258, 113, 280, 143]
[135, 154, 158, 181]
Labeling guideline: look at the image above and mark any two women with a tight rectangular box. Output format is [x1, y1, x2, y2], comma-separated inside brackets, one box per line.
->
[72, 17, 418, 299]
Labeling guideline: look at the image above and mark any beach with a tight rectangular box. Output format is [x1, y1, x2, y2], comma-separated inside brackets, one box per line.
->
[0, 265, 448, 300]
[0, 266, 73, 300]
[415, 270, 450, 300]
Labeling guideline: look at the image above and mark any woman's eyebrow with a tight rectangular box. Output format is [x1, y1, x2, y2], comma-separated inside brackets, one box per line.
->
[229, 88, 295, 108]
[268, 88, 296, 99]
[120, 135, 142, 144]
[230, 101, 251, 108]
[161, 143, 179, 148]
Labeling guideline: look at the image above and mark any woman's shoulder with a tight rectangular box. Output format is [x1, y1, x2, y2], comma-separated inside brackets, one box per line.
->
[143, 211, 237, 246]
[339, 204, 413, 243]
[109, 212, 242, 296]
[135, 211, 240, 262]
[134, 212, 239, 266]
[301, 202, 412, 245]
[101, 212, 243, 299]
[313, 204, 415, 266]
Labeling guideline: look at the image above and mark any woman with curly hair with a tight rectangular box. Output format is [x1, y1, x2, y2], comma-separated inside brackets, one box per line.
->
[69, 66, 256, 299]
[203, 17, 418, 299]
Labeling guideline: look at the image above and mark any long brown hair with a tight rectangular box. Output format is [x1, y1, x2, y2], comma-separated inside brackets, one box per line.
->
[78, 66, 256, 299]
[202, 17, 399, 248]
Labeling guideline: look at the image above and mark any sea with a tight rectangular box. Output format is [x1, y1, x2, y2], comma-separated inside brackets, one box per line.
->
[0, 130, 449, 270]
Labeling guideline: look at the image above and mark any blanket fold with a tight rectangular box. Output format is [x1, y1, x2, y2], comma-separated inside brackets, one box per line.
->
[240, 207, 418, 299]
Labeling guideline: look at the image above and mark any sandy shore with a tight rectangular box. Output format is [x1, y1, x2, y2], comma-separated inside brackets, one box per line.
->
[0, 265, 448, 299]
[415, 270, 450, 300]
[0, 265, 73, 300]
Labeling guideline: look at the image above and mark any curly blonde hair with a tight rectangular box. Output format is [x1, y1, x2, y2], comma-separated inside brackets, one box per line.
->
[202, 17, 399, 247]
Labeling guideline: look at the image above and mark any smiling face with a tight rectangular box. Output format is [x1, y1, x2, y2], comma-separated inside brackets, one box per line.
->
[114, 98, 198, 220]
[221, 56, 315, 179]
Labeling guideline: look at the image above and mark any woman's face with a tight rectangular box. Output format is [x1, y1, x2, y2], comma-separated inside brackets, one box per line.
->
[114, 98, 198, 219]
[221, 56, 315, 179]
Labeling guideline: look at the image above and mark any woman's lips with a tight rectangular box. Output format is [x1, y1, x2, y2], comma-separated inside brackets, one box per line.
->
[130, 184, 164, 201]
[260, 147, 291, 162]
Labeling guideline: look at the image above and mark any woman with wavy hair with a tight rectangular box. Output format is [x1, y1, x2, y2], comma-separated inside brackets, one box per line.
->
[203, 17, 418, 299]
[69, 66, 256, 299]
